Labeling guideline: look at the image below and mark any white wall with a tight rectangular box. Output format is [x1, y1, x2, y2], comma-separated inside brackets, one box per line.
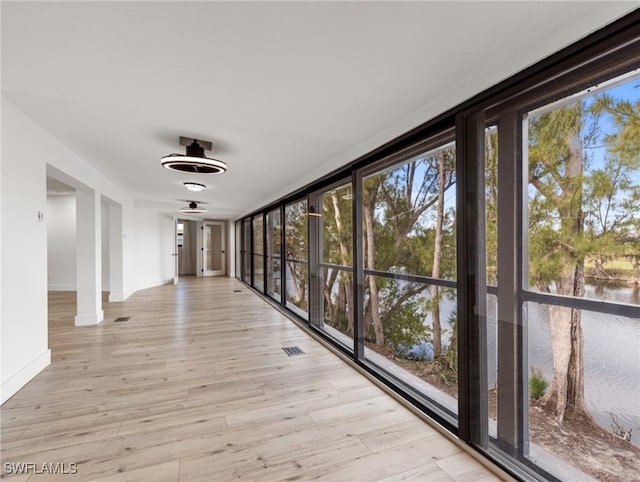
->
[0, 97, 222, 404]
[1, 98, 140, 404]
[46, 195, 77, 290]
[133, 208, 175, 289]
[1, 100, 51, 403]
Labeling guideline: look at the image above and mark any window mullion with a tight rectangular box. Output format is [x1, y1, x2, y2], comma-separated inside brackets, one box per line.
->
[496, 110, 527, 454]
[308, 192, 323, 329]
[353, 169, 364, 360]
[456, 110, 488, 446]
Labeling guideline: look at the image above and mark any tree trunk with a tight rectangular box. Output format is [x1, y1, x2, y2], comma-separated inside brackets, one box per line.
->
[287, 260, 302, 305]
[324, 267, 338, 322]
[331, 192, 354, 335]
[430, 151, 446, 357]
[541, 125, 588, 423]
[363, 190, 384, 346]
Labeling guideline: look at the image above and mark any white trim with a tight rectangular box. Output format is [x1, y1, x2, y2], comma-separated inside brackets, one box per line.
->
[48, 283, 76, 291]
[74, 310, 104, 326]
[108, 290, 134, 302]
[1, 349, 51, 405]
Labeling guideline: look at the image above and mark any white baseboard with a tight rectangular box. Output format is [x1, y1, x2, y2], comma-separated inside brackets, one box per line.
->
[75, 310, 104, 326]
[48, 283, 76, 291]
[1, 349, 51, 405]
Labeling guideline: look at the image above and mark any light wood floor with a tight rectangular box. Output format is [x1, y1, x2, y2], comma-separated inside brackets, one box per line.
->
[1, 277, 502, 481]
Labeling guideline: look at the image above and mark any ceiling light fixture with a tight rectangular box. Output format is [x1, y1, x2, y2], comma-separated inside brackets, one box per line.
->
[179, 201, 207, 214]
[183, 182, 206, 192]
[162, 137, 227, 174]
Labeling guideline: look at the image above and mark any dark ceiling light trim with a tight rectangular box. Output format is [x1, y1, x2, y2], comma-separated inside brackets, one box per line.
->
[179, 201, 207, 214]
[183, 181, 206, 192]
[162, 138, 227, 174]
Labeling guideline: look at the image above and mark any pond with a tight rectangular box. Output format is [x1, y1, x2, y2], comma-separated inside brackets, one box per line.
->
[432, 284, 640, 448]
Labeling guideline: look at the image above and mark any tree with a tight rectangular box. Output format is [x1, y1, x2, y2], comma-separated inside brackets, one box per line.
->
[430, 150, 450, 356]
[363, 174, 386, 345]
[285, 201, 308, 311]
[528, 102, 590, 422]
[589, 95, 640, 283]
[528, 91, 640, 423]
[361, 147, 455, 353]
[485, 127, 498, 285]
[322, 188, 354, 335]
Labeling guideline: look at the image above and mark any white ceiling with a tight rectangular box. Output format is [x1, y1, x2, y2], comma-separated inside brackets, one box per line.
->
[2, 2, 636, 219]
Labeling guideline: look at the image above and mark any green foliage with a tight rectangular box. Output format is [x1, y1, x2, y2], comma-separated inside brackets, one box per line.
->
[438, 352, 458, 385]
[436, 310, 458, 385]
[364, 150, 456, 277]
[527, 91, 640, 290]
[285, 200, 309, 309]
[374, 279, 431, 356]
[529, 367, 549, 400]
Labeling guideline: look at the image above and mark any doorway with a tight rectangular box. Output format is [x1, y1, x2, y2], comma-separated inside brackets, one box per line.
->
[177, 220, 198, 277]
[203, 221, 225, 276]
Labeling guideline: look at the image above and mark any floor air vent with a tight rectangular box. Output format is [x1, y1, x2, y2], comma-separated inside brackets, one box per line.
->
[282, 346, 305, 356]
[114, 317, 130, 322]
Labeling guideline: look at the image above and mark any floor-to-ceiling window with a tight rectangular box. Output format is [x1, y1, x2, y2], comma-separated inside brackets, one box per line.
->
[520, 71, 639, 477]
[360, 135, 458, 418]
[284, 199, 309, 319]
[252, 214, 264, 292]
[235, 14, 640, 481]
[309, 180, 354, 351]
[266, 207, 282, 300]
[235, 220, 242, 279]
[474, 61, 640, 481]
[242, 217, 251, 283]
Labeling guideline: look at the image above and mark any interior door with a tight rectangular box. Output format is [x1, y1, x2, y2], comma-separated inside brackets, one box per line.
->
[203, 221, 225, 276]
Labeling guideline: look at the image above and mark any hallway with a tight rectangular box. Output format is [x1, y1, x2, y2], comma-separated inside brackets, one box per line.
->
[1, 278, 502, 481]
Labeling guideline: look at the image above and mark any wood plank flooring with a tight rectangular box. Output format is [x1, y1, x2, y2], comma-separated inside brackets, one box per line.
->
[1, 277, 503, 481]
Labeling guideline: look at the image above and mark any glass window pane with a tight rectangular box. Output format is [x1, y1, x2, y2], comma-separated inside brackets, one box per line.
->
[253, 215, 264, 291]
[285, 261, 308, 318]
[485, 125, 498, 286]
[253, 215, 263, 256]
[486, 293, 498, 439]
[266, 208, 281, 299]
[242, 218, 251, 282]
[484, 126, 499, 438]
[317, 182, 354, 349]
[285, 200, 308, 319]
[362, 141, 456, 279]
[322, 183, 352, 266]
[253, 254, 264, 292]
[363, 275, 458, 415]
[525, 302, 639, 480]
[235, 221, 241, 279]
[526, 74, 640, 305]
[520, 71, 640, 480]
[321, 267, 353, 349]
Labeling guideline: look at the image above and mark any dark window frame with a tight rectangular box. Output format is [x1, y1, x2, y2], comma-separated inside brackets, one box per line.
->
[234, 11, 640, 482]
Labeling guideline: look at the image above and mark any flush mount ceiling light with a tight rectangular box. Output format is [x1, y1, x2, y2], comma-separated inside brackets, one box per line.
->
[183, 182, 206, 192]
[179, 201, 207, 214]
[162, 137, 227, 174]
